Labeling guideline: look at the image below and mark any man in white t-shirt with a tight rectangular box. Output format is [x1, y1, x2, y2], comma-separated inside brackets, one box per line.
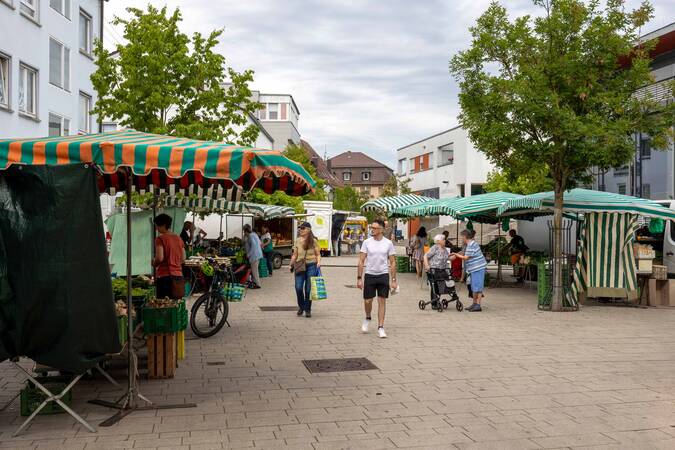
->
[357, 219, 398, 338]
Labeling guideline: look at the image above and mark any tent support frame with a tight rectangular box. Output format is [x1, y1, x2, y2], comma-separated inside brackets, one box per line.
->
[90, 169, 196, 426]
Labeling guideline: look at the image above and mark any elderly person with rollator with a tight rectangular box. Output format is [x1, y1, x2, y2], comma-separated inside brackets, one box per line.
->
[423, 234, 454, 272]
[451, 229, 487, 312]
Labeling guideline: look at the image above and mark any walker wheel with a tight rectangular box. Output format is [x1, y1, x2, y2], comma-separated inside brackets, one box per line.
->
[437, 304, 444, 312]
[456, 301, 464, 312]
[418, 301, 425, 310]
[442, 299, 449, 309]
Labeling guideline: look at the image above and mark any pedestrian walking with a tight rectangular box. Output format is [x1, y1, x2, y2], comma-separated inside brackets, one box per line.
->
[260, 224, 275, 276]
[357, 219, 397, 338]
[289, 222, 321, 318]
[243, 224, 263, 289]
[410, 227, 427, 286]
[451, 229, 487, 311]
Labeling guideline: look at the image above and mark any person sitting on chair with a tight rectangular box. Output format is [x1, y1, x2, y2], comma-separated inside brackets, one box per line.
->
[506, 229, 528, 282]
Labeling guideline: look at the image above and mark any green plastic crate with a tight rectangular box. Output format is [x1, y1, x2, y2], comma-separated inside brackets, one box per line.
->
[143, 300, 187, 334]
[117, 315, 128, 345]
[258, 260, 269, 278]
[20, 379, 72, 416]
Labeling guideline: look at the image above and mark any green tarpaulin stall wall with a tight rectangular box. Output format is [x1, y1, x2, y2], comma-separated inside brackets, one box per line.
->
[0, 164, 120, 373]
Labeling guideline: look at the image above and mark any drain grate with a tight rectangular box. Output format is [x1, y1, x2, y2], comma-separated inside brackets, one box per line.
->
[344, 284, 359, 288]
[259, 306, 298, 311]
[206, 361, 226, 366]
[303, 357, 378, 373]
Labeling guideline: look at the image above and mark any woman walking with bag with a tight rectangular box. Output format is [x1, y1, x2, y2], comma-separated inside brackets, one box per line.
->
[411, 227, 427, 286]
[289, 222, 321, 318]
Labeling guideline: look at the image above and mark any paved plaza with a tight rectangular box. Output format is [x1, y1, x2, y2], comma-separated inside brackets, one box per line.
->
[2, 256, 675, 449]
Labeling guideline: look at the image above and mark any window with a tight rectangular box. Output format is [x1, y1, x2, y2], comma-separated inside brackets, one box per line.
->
[397, 158, 407, 175]
[20, 0, 38, 21]
[258, 104, 266, 120]
[343, 172, 351, 181]
[18, 63, 37, 117]
[410, 153, 431, 173]
[458, 184, 465, 197]
[279, 103, 287, 120]
[642, 184, 650, 199]
[362, 171, 371, 181]
[438, 143, 454, 166]
[267, 103, 279, 120]
[640, 138, 651, 159]
[78, 92, 91, 133]
[49, 37, 70, 90]
[48, 112, 69, 136]
[49, 0, 69, 18]
[471, 184, 485, 196]
[617, 183, 626, 195]
[79, 9, 92, 55]
[0, 53, 9, 109]
[614, 165, 629, 176]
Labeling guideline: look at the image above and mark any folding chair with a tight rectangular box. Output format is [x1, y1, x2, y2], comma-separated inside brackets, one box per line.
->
[10, 358, 96, 436]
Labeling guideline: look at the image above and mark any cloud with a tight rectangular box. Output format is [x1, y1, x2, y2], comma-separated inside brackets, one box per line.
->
[106, 1, 673, 168]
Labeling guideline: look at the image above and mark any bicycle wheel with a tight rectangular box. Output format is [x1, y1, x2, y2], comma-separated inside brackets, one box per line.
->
[190, 291, 229, 338]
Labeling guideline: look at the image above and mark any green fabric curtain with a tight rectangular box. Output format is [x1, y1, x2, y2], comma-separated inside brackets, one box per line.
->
[572, 212, 639, 302]
[106, 207, 186, 276]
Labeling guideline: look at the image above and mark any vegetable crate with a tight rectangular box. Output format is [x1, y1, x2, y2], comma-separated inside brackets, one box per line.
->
[143, 300, 188, 334]
[20, 378, 72, 416]
[396, 256, 411, 273]
[147, 333, 177, 379]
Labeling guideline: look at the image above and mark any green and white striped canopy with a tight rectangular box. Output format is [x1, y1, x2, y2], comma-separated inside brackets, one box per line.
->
[389, 199, 447, 218]
[162, 197, 295, 219]
[390, 192, 521, 223]
[361, 194, 433, 214]
[497, 188, 675, 221]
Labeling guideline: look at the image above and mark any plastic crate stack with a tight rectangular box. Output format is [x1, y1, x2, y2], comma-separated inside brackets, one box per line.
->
[143, 299, 188, 378]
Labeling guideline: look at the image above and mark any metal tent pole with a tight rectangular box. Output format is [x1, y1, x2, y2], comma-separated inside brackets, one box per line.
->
[89, 170, 196, 426]
[496, 224, 502, 282]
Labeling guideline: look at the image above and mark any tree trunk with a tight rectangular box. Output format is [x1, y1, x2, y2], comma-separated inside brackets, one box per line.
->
[550, 184, 564, 311]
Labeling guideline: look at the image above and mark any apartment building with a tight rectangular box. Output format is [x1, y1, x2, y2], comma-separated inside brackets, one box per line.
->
[396, 126, 493, 234]
[593, 22, 675, 199]
[328, 151, 394, 198]
[253, 91, 300, 151]
[0, 0, 103, 138]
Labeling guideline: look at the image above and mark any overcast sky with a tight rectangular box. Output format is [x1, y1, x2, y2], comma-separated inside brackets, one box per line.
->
[105, 1, 673, 168]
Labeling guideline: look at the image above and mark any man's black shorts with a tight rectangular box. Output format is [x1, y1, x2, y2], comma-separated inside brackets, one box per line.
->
[363, 273, 390, 299]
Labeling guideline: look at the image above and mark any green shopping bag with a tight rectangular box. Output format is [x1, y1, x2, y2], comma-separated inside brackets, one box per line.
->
[222, 283, 246, 302]
[310, 268, 328, 301]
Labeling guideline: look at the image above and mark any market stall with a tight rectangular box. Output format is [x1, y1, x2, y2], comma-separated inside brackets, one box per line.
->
[0, 130, 315, 431]
[498, 188, 675, 308]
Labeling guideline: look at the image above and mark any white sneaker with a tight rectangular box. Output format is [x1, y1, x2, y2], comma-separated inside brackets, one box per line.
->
[378, 327, 387, 338]
[361, 319, 370, 333]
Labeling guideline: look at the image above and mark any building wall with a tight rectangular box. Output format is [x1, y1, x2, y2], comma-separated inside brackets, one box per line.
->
[260, 121, 300, 151]
[0, 0, 102, 137]
[256, 93, 301, 150]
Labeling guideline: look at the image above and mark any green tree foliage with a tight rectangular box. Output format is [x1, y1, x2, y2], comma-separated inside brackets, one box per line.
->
[91, 5, 260, 145]
[332, 186, 370, 213]
[484, 166, 554, 195]
[450, 0, 675, 310]
[381, 175, 412, 198]
[245, 143, 326, 211]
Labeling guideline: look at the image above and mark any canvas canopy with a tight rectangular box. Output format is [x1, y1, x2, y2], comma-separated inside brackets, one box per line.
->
[361, 194, 433, 214]
[160, 197, 295, 219]
[497, 188, 675, 221]
[392, 192, 522, 223]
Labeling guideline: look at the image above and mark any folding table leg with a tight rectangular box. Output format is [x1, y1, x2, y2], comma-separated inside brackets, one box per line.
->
[95, 363, 121, 388]
[12, 364, 96, 436]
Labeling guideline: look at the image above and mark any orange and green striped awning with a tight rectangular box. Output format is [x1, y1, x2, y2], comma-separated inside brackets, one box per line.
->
[0, 130, 316, 200]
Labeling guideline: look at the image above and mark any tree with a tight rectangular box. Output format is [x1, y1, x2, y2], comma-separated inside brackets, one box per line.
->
[91, 5, 260, 145]
[381, 174, 412, 198]
[484, 166, 554, 195]
[333, 186, 369, 213]
[450, 0, 674, 311]
[245, 143, 327, 211]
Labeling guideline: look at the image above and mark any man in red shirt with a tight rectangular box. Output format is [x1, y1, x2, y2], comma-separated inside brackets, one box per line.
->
[152, 214, 186, 299]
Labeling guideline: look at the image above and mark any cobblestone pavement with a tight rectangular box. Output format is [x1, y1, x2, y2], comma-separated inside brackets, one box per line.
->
[2, 256, 675, 449]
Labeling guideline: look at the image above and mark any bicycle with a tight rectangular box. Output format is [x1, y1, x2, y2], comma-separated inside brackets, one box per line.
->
[189, 259, 232, 338]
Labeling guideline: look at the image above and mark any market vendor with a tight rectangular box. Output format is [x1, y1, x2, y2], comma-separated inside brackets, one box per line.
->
[153, 214, 186, 299]
[180, 221, 207, 247]
[506, 229, 528, 282]
[260, 224, 275, 276]
[243, 224, 263, 289]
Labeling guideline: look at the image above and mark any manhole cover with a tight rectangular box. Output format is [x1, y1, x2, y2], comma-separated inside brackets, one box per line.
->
[302, 358, 378, 373]
[259, 306, 298, 311]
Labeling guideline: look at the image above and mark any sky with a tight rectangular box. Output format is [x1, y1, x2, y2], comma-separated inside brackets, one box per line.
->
[105, 1, 673, 168]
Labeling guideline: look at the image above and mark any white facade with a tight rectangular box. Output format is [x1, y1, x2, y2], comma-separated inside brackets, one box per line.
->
[253, 91, 301, 150]
[396, 126, 493, 231]
[0, 0, 102, 138]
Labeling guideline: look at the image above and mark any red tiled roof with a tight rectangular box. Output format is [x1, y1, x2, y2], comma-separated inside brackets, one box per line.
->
[328, 151, 393, 169]
[300, 140, 343, 188]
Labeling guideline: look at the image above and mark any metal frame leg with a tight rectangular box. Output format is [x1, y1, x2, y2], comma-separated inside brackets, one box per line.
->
[95, 363, 121, 388]
[12, 363, 96, 436]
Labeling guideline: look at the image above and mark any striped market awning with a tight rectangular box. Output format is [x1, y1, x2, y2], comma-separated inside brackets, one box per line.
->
[162, 197, 295, 219]
[571, 212, 639, 303]
[427, 192, 522, 223]
[498, 188, 675, 221]
[361, 194, 433, 215]
[0, 130, 316, 200]
[390, 199, 446, 218]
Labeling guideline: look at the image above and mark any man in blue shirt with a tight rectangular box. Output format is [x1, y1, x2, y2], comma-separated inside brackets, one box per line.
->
[451, 229, 487, 311]
[243, 224, 263, 289]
